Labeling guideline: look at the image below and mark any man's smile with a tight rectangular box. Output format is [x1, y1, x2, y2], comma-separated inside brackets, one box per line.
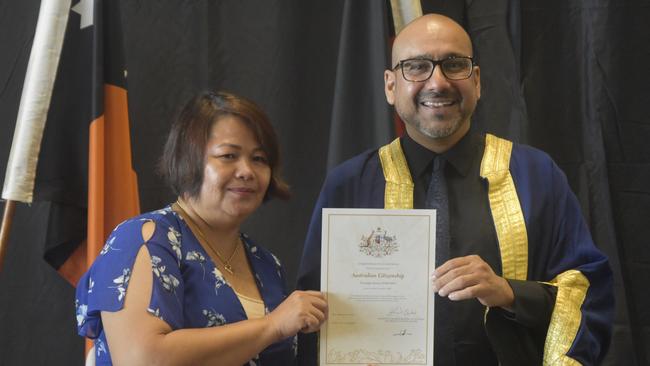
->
[419, 100, 456, 108]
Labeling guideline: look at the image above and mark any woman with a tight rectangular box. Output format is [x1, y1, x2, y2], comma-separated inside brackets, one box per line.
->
[75, 91, 327, 365]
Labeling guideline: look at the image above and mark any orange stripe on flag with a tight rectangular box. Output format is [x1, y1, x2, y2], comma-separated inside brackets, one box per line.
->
[60, 84, 140, 287]
[84, 83, 140, 354]
[87, 84, 140, 268]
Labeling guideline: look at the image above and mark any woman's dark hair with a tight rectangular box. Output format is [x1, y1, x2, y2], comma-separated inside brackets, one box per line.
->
[159, 91, 290, 201]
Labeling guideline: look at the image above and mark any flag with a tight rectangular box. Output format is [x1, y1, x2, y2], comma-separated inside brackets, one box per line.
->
[56, 0, 140, 284]
[2, 0, 140, 285]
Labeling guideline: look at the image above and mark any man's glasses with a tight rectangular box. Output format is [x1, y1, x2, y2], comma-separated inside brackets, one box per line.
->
[393, 56, 475, 82]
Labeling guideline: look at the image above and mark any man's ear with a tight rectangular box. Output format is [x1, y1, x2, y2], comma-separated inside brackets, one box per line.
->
[384, 70, 396, 105]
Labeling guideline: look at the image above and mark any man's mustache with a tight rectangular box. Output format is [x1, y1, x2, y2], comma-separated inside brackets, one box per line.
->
[416, 90, 457, 102]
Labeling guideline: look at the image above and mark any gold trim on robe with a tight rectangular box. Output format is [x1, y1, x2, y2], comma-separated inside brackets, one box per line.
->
[379, 138, 413, 209]
[479, 134, 528, 281]
[377, 134, 588, 364]
[543, 271, 590, 366]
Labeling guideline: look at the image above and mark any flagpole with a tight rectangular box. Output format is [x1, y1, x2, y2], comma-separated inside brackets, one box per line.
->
[0, 200, 16, 273]
[0, 0, 71, 273]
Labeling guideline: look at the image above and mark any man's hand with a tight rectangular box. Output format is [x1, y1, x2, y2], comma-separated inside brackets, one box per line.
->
[431, 255, 514, 311]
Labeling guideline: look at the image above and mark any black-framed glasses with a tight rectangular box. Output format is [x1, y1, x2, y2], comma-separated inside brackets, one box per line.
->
[393, 56, 475, 82]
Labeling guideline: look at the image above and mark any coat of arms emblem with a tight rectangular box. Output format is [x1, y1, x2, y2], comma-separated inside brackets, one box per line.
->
[359, 227, 399, 257]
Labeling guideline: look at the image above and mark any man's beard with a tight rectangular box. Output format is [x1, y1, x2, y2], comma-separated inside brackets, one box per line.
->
[397, 90, 469, 139]
[410, 114, 464, 139]
[396, 105, 467, 140]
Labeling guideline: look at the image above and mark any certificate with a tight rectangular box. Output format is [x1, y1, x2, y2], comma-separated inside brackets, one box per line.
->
[320, 208, 436, 366]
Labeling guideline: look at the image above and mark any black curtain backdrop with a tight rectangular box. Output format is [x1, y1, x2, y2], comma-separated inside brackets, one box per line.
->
[1, 1, 648, 365]
[422, 0, 650, 364]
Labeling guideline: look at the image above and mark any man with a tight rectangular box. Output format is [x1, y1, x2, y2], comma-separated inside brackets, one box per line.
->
[297, 14, 613, 366]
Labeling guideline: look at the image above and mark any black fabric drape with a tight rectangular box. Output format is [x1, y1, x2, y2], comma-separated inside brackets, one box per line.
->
[519, 2, 645, 364]
[424, 0, 649, 364]
[325, 0, 393, 169]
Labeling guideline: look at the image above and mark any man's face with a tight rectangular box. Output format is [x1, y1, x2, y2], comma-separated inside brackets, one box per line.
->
[385, 18, 481, 148]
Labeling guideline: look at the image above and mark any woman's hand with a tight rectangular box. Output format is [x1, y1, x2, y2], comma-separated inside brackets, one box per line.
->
[266, 290, 328, 339]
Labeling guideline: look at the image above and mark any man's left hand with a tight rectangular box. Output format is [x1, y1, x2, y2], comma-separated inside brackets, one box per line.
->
[431, 255, 514, 311]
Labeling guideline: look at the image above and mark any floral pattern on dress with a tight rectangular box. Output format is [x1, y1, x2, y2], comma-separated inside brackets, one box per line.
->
[292, 335, 298, 356]
[151, 255, 180, 294]
[271, 253, 283, 278]
[75, 206, 294, 364]
[203, 309, 226, 327]
[152, 207, 170, 216]
[147, 307, 164, 321]
[249, 245, 261, 260]
[109, 268, 131, 301]
[167, 226, 182, 263]
[186, 250, 207, 279]
[96, 338, 107, 357]
[212, 267, 226, 294]
[100, 236, 119, 255]
[75, 300, 87, 327]
[248, 353, 260, 366]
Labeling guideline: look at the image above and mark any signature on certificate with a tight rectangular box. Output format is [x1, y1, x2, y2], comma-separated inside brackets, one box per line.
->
[392, 329, 413, 336]
[387, 306, 417, 317]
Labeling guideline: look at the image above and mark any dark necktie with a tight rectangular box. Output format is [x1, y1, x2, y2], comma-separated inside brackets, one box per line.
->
[426, 156, 456, 366]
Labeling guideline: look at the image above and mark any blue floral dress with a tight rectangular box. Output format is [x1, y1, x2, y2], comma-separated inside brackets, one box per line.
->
[75, 206, 296, 365]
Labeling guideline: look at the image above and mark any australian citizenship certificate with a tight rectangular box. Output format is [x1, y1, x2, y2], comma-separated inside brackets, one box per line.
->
[320, 208, 436, 366]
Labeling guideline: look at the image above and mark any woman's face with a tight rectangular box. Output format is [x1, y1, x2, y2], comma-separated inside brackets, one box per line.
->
[196, 115, 271, 223]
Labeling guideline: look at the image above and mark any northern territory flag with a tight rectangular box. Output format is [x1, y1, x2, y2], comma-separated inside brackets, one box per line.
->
[2, 0, 139, 285]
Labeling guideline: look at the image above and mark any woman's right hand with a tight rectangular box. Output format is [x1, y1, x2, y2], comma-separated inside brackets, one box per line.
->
[266, 290, 328, 340]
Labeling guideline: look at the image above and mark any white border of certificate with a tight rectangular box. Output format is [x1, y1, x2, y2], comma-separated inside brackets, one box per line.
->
[320, 208, 435, 366]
